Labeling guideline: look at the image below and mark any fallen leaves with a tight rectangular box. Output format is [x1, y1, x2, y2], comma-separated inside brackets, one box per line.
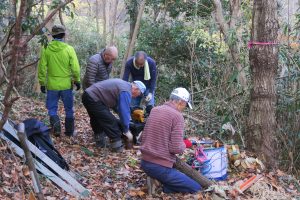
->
[0, 97, 299, 199]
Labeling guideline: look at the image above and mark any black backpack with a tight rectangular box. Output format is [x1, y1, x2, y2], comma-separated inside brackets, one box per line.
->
[23, 118, 69, 171]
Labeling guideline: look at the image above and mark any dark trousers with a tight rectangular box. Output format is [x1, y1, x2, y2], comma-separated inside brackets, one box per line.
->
[46, 89, 74, 118]
[82, 92, 122, 141]
[141, 160, 201, 193]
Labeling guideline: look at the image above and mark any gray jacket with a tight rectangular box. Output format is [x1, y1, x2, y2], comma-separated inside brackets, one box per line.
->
[83, 49, 112, 89]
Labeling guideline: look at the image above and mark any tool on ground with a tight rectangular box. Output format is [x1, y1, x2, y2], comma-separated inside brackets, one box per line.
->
[129, 108, 146, 145]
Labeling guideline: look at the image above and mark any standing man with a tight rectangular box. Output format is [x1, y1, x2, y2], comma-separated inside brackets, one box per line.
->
[82, 79, 146, 152]
[38, 25, 81, 137]
[140, 88, 201, 193]
[83, 46, 118, 89]
[122, 51, 157, 114]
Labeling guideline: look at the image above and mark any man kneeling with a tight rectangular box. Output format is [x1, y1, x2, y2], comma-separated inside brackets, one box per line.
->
[140, 88, 201, 193]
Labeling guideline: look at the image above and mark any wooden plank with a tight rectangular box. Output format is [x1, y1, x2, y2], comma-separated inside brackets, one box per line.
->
[1, 116, 89, 197]
[0, 132, 80, 196]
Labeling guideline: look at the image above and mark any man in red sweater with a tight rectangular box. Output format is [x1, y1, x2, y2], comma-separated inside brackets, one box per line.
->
[140, 88, 201, 193]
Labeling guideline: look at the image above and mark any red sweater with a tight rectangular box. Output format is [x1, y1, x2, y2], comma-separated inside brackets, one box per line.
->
[140, 101, 186, 168]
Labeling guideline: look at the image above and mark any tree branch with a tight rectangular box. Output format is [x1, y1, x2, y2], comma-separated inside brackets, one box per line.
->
[17, 59, 39, 73]
[0, 23, 16, 51]
[59, 9, 65, 26]
[23, 0, 73, 45]
[0, 0, 26, 131]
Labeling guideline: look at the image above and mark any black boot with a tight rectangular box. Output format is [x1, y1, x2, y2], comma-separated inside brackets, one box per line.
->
[94, 132, 109, 148]
[50, 115, 61, 136]
[65, 117, 75, 136]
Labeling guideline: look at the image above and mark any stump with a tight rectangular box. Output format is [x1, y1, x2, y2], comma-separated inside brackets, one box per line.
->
[174, 156, 214, 188]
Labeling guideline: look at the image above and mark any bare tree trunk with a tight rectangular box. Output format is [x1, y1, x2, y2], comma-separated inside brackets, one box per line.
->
[247, 0, 278, 169]
[120, 0, 146, 78]
[102, 0, 107, 46]
[212, 0, 248, 89]
[110, 0, 119, 45]
[128, 0, 139, 39]
[95, 0, 100, 50]
[174, 156, 214, 188]
[0, 0, 25, 130]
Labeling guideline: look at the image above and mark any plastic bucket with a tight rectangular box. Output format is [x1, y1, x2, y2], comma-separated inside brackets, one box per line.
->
[201, 146, 228, 181]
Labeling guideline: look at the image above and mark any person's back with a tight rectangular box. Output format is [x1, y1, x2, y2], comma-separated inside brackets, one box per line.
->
[141, 102, 185, 167]
[140, 88, 201, 193]
[38, 25, 80, 137]
[41, 41, 78, 90]
[85, 78, 131, 108]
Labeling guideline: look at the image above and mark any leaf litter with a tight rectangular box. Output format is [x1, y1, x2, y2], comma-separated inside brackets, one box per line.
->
[0, 97, 299, 199]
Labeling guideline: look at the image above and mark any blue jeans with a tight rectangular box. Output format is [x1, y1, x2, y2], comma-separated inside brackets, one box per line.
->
[141, 160, 201, 193]
[46, 89, 74, 118]
[131, 89, 155, 107]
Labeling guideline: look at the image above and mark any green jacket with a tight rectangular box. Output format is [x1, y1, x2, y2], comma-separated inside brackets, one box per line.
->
[38, 40, 80, 91]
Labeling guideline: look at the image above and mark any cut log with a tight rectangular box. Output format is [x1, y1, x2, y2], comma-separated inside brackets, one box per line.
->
[174, 156, 214, 188]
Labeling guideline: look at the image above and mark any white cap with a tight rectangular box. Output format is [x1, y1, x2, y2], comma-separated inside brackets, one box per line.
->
[171, 87, 192, 109]
[133, 81, 146, 94]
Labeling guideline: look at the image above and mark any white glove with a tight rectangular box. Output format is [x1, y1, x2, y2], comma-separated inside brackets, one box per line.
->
[145, 93, 152, 102]
[123, 131, 133, 141]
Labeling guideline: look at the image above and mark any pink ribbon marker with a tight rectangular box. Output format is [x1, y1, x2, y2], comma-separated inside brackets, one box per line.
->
[248, 41, 278, 49]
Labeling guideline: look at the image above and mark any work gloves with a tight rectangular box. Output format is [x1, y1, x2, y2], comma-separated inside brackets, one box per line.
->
[40, 86, 46, 93]
[74, 82, 81, 91]
[145, 93, 152, 102]
[123, 131, 133, 141]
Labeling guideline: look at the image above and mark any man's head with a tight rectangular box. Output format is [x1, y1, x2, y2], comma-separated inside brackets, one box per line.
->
[131, 81, 146, 98]
[51, 25, 66, 39]
[170, 87, 192, 111]
[134, 51, 147, 68]
[103, 46, 118, 64]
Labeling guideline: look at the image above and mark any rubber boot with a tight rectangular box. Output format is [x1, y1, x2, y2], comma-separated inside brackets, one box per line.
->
[94, 132, 109, 148]
[110, 139, 124, 153]
[65, 117, 75, 136]
[50, 115, 61, 137]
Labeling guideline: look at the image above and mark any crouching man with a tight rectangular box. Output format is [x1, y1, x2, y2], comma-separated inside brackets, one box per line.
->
[140, 88, 201, 193]
[82, 79, 146, 152]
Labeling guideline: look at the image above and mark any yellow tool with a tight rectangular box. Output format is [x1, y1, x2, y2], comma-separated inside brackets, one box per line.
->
[131, 109, 145, 123]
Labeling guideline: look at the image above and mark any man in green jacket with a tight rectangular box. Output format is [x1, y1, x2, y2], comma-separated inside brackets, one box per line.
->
[38, 25, 81, 137]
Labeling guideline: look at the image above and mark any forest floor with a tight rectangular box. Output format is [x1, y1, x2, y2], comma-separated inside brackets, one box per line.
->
[0, 96, 300, 200]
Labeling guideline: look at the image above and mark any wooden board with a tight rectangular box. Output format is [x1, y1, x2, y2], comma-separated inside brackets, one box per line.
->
[0, 132, 80, 196]
[0, 114, 89, 197]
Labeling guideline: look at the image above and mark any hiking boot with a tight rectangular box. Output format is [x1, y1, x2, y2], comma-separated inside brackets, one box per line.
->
[50, 115, 61, 137]
[94, 132, 109, 148]
[110, 139, 124, 153]
[65, 117, 75, 136]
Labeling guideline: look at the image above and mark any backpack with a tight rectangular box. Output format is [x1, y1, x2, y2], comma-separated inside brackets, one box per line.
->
[23, 118, 69, 171]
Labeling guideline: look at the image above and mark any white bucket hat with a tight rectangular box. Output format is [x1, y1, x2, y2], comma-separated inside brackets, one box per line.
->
[171, 87, 192, 109]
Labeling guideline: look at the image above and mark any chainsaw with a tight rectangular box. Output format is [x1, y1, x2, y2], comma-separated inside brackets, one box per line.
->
[129, 108, 147, 145]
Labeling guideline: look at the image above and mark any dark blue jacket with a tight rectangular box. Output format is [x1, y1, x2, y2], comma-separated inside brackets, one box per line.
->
[122, 56, 157, 93]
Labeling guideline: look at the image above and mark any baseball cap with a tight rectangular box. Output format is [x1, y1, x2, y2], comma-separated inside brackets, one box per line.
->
[133, 81, 146, 94]
[171, 87, 192, 109]
[51, 25, 66, 35]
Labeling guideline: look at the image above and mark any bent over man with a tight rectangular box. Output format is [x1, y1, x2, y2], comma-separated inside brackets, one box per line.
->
[82, 79, 146, 152]
[140, 88, 201, 193]
[38, 25, 80, 137]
